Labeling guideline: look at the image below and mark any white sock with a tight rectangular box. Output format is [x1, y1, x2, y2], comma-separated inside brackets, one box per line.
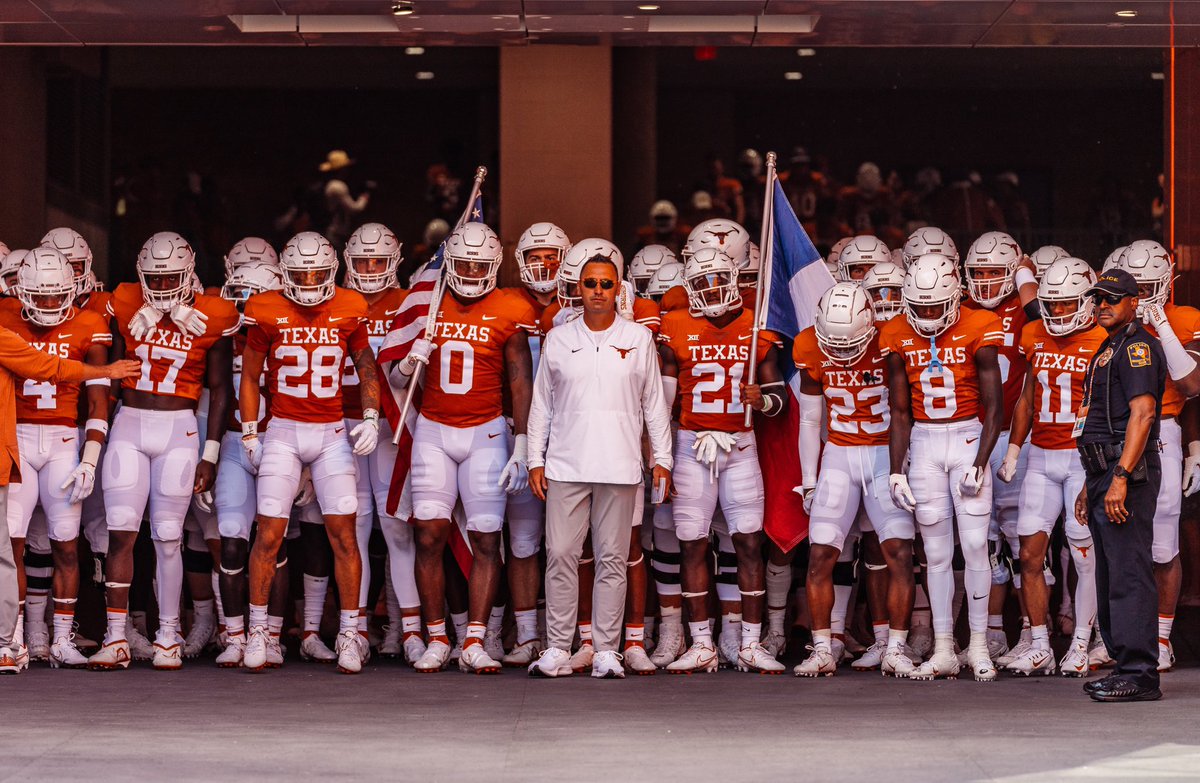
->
[487, 605, 505, 635]
[302, 574, 329, 634]
[1031, 624, 1050, 652]
[740, 621, 761, 647]
[25, 592, 48, 628]
[872, 622, 889, 645]
[193, 598, 215, 622]
[660, 605, 682, 629]
[689, 620, 712, 643]
[338, 609, 358, 634]
[153, 539, 184, 636]
[812, 629, 832, 653]
[249, 604, 269, 631]
[226, 615, 245, 638]
[887, 628, 908, 650]
[831, 585, 851, 635]
[577, 621, 593, 644]
[452, 611, 469, 643]
[210, 570, 226, 628]
[106, 609, 126, 643]
[1070, 539, 1097, 645]
[515, 609, 538, 644]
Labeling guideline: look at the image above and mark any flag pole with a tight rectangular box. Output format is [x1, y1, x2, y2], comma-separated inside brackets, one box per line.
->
[391, 165, 488, 444]
[744, 151, 777, 428]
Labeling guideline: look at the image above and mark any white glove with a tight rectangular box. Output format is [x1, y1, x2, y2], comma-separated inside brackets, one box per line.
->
[128, 304, 164, 341]
[997, 443, 1021, 483]
[194, 490, 215, 513]
[1184, 441, 1200, 498]
[692, 431, 738, 481]
[793, 485, 817, 514]
[294, 466, 316, 507]
[1142, 302, 1171, 330]
[169, 302, 209, 336]
[498, 433, 530, 494]
[351, 409, 380, 457]
[60, 441, 101, 504]
[401, 338, 435, 375]
[959, 466, 985, 497]
[889, 473, 916, 512]
[241, 421, 262, 473]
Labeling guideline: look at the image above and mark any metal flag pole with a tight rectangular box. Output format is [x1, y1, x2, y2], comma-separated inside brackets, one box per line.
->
[392, 166, 488, 444]
[744, 151, 777, 428]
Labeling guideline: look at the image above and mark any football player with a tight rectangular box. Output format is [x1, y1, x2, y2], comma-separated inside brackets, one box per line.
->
[793, 283, 917, 677]
[835, 235, 891, 282]
[225, 237, 279, 277]
[645, 262, 688, 311]
[40, 228, 109, 317]
[1116, 240, 1200, 671]
[1029, 245, 1070, 279]
[860, 262, 906, 322]
[240, 232, 380, 675]
[900, 227, 958, 268]
[390, 223, 535, 674]
[999, 258, 1106, 675]
[658, 247, 787, 674]
[88, 232, 239, 671]
[881, 253, 1005, 680]
[1, 249, 113, 668]
[628, 245, 676, 296]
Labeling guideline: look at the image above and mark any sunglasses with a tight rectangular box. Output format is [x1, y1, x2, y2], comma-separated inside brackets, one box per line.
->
[1088, 292, 1129, 305]
[581, 278, 615, 290]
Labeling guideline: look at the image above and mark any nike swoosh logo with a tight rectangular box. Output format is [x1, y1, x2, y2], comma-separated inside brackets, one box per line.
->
[952, 334, 968, 341]
[482, 315, 498, 321]
[488, 433, 500, 439]
[872, 356, 884, 363]
[971, 592, 988, 600]
[571, 348, 582, 353]
[736, 334, 752, 340]
[966, 437, 978, 444]
[1079, 347, 1090, 353]
[737, 444, 751, 451]
[58, 334, 72, 338]
[335, 427, 344, 434]
[62, 437, 74, 443]
[186, 431, 197, 437]
[328, 317, 342, 322]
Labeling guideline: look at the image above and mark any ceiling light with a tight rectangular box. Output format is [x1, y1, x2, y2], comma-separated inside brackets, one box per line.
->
[784, 71, 802, 81]
[1152, 71, 1165, 80]
[637, 4, 660, 11]
[392, 1, 415, 16]
[1115, 9, 1138, 17]
[404, 46, 424, 55]
[796, 48, 816, 57]
[415, 71, 435, 80]
[203, 24, 224, 32]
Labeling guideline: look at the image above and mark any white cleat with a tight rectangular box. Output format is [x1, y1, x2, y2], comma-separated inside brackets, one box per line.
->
[851, 640, 886, 671]
[502, 638, 544, 668]
[483, 629, 505, 663]
[15, 644, 29, 672]
[569, 642, 594, 673]
[266, 635, 285, 668]
[666, 640, 718, 674]
[1158, 642, 1176, 673]
[718, 632, 740, 670]
[908, 649, 961, 681]
[881, 646, 916, 678]
[908, 623, 933, 660]
[151, 635, 184, 671]
[126, 621, 155, 662]
[591, 650, 625, 679]
[761, 627, 788, 659]
[739, 641, 785, 674]
[26, 623, 50, 662]
[335, 630, 363, 674]
[402, 633, 427, 666]
[355, 633, 371, 666]
[1058, 641, 1090, 677]
[623, 644, 656, 675]
[49, 636, 88, 669]
[299, 632, 337, 663]
[215, 635, 246, 668]
[243, 626, 270, 672]
[1007, 646, 1056, 676]
[413, 639, 451, 673]
[998, 639, 1031, 669]
[528, 647, 573, 677]
[0, 647, 20, 675]
[966, 647, 997, 682]
[793, 646, 837, 677]
[448, 640, 463, 663]
[830, 637, 847, 665]
[650, 624, 685, 668]
[182, 615, 216, 658]
[986, 629, 1009, 661]
[458, 642, 502, 675]
[379, 625, 403, 659]
[1087, 638, 1114, 670]
[88, 639, 131, 671]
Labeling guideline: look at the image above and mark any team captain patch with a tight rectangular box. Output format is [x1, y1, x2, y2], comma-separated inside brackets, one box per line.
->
[1127, 342, 1151, 368]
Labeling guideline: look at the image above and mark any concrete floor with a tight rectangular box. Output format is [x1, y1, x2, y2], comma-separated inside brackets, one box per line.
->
[2, 659, 1197, 782]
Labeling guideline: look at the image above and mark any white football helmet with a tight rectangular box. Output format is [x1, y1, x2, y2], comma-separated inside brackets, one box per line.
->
[224, 237, 278, 277]
[964, 231, 1023, 309]
[827, 237, 853, 268]
[837, 235, 891, 282]
[683, 247, 740, 318]
[280, 231, 338, 306]
[739, 242, 761, 290]
[645, 262, 685, 301]
[815, 282, 877, 364]
[40, 227, 94, 298]
[902, 253, 962, 337]
[1117, 239, 1172, 311]
[1102, 245, 1128, 272]
[1038, 258, 1096, 336]
[558, 238, 624, 311]
[902, 227, 959, 267]
[221, 261, 284, 312]
[683, 219, 750, 266]
[860, 261, 906, 322]
[137, 231, 196, 311]
[0, 247, 24, 295]
[344, 223, 401, 294]
[628, 245, 676, 295]
[16, 247, 76, 327]
[516, 222, 570, 294]
[1029, 245, 1070, 278]
[444, 223, 503, 299]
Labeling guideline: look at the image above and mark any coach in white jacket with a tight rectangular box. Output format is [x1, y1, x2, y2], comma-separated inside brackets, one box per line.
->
[526, 255, 673, 679]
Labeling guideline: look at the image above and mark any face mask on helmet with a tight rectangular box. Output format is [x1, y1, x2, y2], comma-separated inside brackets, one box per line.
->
[520, 247, 561, 292]
[280, 232, 338, 306]
[17, 249, 77, 327]
[815, 282, 877, 365]
[684, 248, 740, 318]
[1117, 240, 1172, 317]
[964, 232, 1021, 309]
[40, 227, 94, 298]
[222, 262, 284, 314]
[902, 255, 962, 338]
[444, 224, 502, 299]
[1038, 258, 1096, 336]
[137, 232, 196, 311]
[344, 224, 401, 294]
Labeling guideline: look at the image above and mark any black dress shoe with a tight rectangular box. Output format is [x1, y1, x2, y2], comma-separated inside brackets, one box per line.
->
[1089, 679, 1162, 702]
[1083, 673, 1122, 694]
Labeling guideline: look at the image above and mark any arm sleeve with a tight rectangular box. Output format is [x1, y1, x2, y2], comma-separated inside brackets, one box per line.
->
[526, 335, 554, 470]
[641, 332, 674, 471]
[799, 392, 824, 489]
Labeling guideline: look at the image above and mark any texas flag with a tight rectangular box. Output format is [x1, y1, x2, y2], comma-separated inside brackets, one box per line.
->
[754, 174, 836, 552]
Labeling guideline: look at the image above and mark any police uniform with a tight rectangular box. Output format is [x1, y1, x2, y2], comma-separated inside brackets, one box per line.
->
[1077, 271, 1165, 696]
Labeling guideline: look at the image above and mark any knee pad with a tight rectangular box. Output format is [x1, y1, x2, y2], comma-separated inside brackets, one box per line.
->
[922, 533, 954, 573]
[674, 516, 709, 543]
[508, 523, 542, 560]
[958, 525, 990, 568]
[151, 517, 185, 543]
[182, 546, 213, 574]
[413, 501, 453, 523]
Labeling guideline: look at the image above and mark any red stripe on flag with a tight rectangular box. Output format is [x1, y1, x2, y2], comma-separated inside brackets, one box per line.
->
[755, 386, 809, 553]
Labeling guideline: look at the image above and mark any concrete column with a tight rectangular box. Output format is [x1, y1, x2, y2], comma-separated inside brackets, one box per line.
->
[612, 48, 657, 256]
[0, 50, 47, 250]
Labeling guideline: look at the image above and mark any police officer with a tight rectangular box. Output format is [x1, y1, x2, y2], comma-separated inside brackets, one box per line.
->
[1073, 269, 1165, 702]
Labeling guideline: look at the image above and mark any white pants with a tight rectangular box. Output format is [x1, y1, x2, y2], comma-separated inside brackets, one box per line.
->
[257, 418, 357, 519]
[215, 430, 257, 541]
[987, 429, 1027, 556]
[1154, 417, 1182, 564]
[1017, 446, 1089, 542]
[505, 419, 544, 560]
[671, 429, 764, 542]
[103, 407, 199, 542]
[410, 414, 508, 533]
[8, 424, 82, 542]
[809, 443, 915, 552]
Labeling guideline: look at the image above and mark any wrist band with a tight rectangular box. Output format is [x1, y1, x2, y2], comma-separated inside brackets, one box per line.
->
[84, 418, 109, 436]
[202, 439, 221, 464]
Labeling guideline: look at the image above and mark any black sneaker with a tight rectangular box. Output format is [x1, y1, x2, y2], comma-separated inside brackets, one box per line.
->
[1089, 678, 1163, 702]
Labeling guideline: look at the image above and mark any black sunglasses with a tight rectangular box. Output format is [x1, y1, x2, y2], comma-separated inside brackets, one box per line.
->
[581, 278, 615, 290]
[1088, 291, 1129, 305]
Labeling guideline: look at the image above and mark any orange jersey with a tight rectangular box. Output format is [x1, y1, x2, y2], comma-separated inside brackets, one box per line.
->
[878, 308, 1005, 423]
[226, 331, 272, 433]
[660, 308, 781, 433]
[1144, 303, 1200, 417]
[540, 297, 662, 337]
[245, 288, 368, 424]
[79, 290, 112, 319]
[109, 284, 240, 403]
[501, 287, 553, 418]
[965, 294, 1028, 429]
[793, 326, 889, 447]
[660, 286, 690, 314]
[422, 288, 537, 428]
[1018, 320, 1107, 451]
[0, 300, 111, 426]
[342, 287, 405, 420]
